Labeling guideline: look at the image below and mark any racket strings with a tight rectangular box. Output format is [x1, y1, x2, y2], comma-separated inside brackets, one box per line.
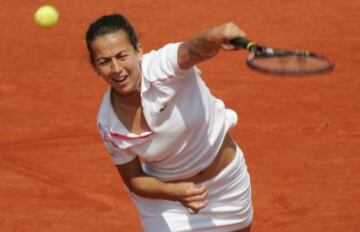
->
[248, 54, 334, 75]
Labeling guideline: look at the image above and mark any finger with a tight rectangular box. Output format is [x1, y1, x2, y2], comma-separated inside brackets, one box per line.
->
[183, 184, 207, 197]
[221, 44, 240, 50]
[183, 189, 208, 203]
[187, 200, 207, 212]
[187, 207, 197, 214]
[192, 184, 208, 194]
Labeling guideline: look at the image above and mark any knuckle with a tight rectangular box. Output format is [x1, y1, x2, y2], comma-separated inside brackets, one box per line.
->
[184, 188, 192, 196]
[201, 192, 207, 198]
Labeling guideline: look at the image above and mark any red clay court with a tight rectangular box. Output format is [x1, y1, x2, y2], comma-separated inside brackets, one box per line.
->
[1, 1, 359, 231]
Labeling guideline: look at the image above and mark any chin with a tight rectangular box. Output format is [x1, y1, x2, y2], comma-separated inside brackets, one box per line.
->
[112, 87, 139, 97]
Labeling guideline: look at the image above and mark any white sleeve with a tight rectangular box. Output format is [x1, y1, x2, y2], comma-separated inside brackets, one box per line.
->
[142, 42, 194, 83]
[98, 126, 137, 165]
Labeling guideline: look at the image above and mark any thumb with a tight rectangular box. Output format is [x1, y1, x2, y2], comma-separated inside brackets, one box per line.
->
[187, 207, 197, 214]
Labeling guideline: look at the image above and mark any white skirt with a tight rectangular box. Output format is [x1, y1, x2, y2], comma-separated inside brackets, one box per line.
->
[130, 145, 253, 232]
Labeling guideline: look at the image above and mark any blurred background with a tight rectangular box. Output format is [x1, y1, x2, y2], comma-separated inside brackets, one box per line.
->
[0, 1, 359, 231]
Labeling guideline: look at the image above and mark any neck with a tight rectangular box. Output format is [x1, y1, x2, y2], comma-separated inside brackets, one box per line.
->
[111, 88, 141, 108]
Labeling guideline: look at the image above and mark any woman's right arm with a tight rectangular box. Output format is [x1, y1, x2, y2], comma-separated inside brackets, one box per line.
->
[177, 22, 246, 69]
[115, 157, 208, 214]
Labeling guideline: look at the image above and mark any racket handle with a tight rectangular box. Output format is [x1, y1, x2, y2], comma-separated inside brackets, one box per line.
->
[230, 37, 257, 51]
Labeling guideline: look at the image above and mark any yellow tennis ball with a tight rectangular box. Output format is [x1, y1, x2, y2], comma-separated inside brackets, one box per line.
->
[34, 5, 59, 28]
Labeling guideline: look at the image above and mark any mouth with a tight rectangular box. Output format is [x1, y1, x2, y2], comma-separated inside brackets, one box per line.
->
[112, 75, 128, 84]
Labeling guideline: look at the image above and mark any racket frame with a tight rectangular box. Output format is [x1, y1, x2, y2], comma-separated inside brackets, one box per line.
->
[230, 37, 335, 76]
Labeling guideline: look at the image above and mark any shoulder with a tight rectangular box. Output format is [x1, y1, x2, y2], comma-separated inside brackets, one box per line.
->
[142, 42, 201, 86]
[143, 42, 182, 62]
[141, 43, 182, 80]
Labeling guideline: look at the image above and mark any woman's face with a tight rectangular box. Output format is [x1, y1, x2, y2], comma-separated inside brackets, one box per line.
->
[90, 30, 143, 97]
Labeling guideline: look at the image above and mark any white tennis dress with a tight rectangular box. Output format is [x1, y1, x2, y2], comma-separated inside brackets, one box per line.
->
[97, 43, 253, 231]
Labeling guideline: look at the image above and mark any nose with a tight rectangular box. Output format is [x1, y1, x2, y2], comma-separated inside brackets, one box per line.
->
[110, 58, 122, 74]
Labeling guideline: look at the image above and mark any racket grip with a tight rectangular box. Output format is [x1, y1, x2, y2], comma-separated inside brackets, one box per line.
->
[230, 37, 256, 51]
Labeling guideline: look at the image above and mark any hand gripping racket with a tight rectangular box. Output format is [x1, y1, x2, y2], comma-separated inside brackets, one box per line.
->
[230, 37, 335, 76]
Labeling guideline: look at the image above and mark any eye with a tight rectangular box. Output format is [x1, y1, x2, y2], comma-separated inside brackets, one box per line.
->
[115, 53, 128, 60]
[97, 59, 110, 66]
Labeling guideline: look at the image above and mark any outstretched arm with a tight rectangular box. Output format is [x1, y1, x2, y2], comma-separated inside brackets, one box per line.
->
[178, 22, 246, 69]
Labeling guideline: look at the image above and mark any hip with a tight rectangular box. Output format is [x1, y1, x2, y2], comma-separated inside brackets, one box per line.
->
[131, 143, 253, 231]
[171, 132, 237, 184]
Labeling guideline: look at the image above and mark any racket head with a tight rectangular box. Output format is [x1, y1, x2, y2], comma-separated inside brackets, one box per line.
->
[247, 49, 335, 76]
[229, 37, 335, 76]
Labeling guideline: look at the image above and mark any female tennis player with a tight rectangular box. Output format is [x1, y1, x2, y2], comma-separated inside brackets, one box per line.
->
[86, 14, 253, 232]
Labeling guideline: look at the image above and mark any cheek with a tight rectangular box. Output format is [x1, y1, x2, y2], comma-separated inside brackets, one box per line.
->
[95, 65, 110, 76]
[100, 74, 111, 84]
[129, 59, 141, 73]
[95, 67, 112, 83]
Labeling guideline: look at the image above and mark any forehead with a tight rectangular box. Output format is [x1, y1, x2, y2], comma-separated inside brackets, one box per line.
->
[91, 30, 133, 58]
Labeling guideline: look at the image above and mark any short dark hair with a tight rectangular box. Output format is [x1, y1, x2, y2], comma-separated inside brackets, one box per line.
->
[85, 14, 139, 65]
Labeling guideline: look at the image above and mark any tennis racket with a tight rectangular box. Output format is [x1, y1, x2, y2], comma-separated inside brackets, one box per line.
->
[230, 37, 335, 76]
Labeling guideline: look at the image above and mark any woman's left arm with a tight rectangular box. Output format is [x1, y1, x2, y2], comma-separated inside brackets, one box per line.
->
[177, 22, 246, 69]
